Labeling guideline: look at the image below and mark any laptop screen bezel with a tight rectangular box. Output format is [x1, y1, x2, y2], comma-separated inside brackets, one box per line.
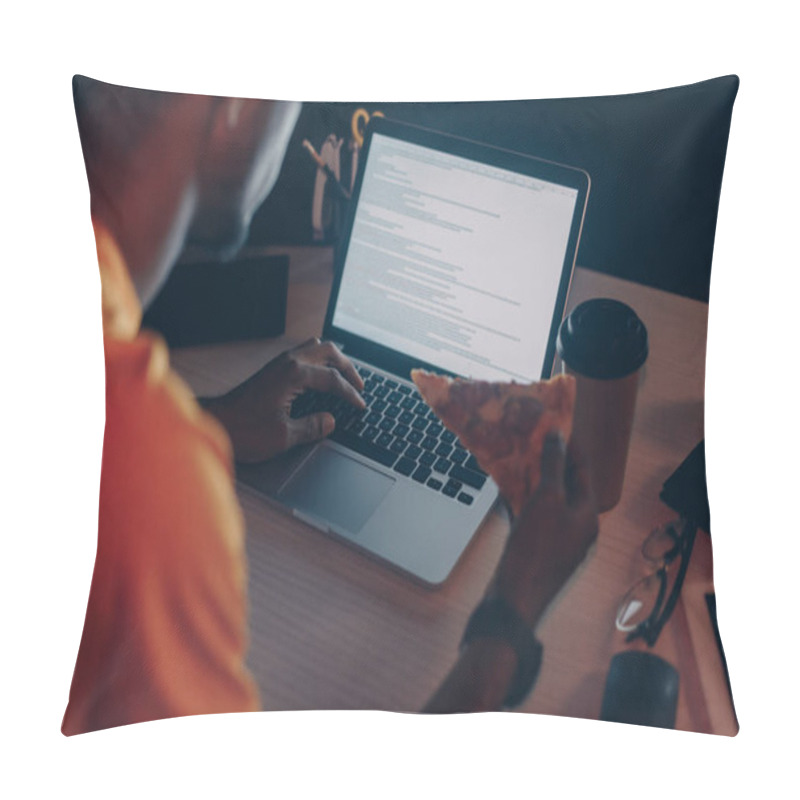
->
[322, 116, 590, 382]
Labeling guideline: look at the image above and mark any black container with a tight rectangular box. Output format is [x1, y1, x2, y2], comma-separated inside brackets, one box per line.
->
[600, 651, 679, 729]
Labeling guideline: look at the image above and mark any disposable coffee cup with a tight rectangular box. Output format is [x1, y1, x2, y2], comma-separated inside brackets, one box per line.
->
[557, 298, 648, 513]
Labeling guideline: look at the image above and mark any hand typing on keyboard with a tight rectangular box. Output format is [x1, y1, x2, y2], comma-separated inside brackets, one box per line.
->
[292, 363, 488, 507]
[201, 337, 365, 463]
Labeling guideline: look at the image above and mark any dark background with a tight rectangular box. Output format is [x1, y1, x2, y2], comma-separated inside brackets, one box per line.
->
[247, 76, 738, 303]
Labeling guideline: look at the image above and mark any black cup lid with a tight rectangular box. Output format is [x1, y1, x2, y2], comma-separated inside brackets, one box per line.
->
[557, 298, 648, 380]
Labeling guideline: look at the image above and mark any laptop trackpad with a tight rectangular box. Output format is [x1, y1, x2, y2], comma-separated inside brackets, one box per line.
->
[279, 447, 394, 533]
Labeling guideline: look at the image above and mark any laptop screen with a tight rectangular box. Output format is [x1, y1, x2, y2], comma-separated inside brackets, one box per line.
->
[331, 131, 580, 382]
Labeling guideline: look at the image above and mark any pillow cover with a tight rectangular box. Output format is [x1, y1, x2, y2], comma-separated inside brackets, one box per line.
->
[64, 75, 738, 736]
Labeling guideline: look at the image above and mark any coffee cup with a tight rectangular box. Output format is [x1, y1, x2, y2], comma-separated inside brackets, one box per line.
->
[556, 298, 648, 512]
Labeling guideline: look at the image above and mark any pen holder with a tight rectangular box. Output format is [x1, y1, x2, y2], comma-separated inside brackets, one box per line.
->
[310, 134, 350, 245]
[316, 178, 348, 246]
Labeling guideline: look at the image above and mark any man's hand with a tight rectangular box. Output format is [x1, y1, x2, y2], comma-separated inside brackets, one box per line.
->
[490, 432, 599, 628]
[203, 338, 365, 463]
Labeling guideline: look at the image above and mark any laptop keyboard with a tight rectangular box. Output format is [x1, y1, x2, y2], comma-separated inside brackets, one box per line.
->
[290, 365, 487, 506]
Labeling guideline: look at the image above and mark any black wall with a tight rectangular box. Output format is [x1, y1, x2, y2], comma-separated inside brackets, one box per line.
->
[247, 76, 738, 303]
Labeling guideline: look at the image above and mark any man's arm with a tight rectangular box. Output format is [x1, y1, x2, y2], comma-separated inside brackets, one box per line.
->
[423, 433, 598, 713]
[424, 638, 520, 713]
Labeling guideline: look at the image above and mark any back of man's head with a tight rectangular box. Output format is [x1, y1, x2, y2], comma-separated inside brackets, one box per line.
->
[73, 76, 183, 174]
[72, 75, 300, 305]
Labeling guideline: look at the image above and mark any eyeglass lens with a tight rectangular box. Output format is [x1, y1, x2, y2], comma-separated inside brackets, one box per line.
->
[615, 518, 697, 646]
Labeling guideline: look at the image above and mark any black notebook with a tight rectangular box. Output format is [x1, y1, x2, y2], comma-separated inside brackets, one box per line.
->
[660, 440, 711, 534]
[142, 254, 289, 348]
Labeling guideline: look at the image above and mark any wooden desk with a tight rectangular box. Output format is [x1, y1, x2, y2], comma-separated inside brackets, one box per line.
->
[171, 247, 737, 735]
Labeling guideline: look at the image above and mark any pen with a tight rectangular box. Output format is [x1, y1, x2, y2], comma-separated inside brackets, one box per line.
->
[302, 139, 351, 200]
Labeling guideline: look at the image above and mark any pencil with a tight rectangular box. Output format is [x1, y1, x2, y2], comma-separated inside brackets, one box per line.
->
[302, 140, 351, 200]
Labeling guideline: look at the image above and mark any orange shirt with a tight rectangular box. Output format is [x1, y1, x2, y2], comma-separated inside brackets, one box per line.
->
[62, 224, 260, 735]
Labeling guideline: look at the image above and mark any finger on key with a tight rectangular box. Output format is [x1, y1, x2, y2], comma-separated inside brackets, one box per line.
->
[299, 363, 366, 408]
[305, 339, 364, 391]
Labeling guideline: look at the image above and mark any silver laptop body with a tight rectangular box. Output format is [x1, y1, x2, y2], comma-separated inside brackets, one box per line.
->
[238, 117, 590, 586]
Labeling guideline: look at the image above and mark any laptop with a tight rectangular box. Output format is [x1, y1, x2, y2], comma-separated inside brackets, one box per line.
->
[238, 116, 590, 585]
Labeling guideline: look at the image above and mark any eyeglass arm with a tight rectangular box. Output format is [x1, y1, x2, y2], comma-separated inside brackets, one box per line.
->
[626, 517, 699, 647]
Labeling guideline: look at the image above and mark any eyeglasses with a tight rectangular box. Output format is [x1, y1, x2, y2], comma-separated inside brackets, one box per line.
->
[615, 517, 698, 647]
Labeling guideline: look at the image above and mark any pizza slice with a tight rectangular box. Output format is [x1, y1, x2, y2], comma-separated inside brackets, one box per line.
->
[411, 369, 576, 515]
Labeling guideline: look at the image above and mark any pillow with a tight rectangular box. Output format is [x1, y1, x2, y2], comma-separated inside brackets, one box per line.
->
[65, 75, 738, 736]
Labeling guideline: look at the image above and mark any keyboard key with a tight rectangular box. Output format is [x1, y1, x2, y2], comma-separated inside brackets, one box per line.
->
[373, 399, 387, 412]
[375, 385, 389, 399]
[449, 464, 487, 490]
[385, 379, 398, 389]
[465, 455, 487, 476]
[412, 465, 431, 483]
[394, 457, 416, 476]
[329, 428, 397, 468]
[393, 423, 410, 439]
[426, 422, 443, 438]
[398, 385, 412, 395]
[433, 457, 451, 475]
[352, 420, 365, 435]
[366, 411, 381, 426]
[379, 418, 395, 432]
[405, 444, 422, 460]
[421, 435, 438, 451]
[412, 416, 428, 430]
[289, 392, 314, 419]
[300, 394, 321, 413]
[357, 366, 372, 379]
[435, 442, 453, 458]
[427, 478, 443, 491]
[441, 430, 456, 444]
[457, 492, 474, 505]
[399, 410, 414, 425]
[401, 396, 418, 411]
[426, 408, 438, 421]
[372, 374, 384, 383]
[408, 429, 424, 444]
[420, 451, 436, 467]
[376, 432, 393, 448]
[414, 403, 429, 417]
[390, 438, 407, 454]
[310, 391, 329, 407]
[442, 479, 461, 498]
[385, 404, 401, 419]
[363, 426, 379, 441]
[388, 390, 403, 404]
[337, 406, 356, 425]
[451, 448, 468, 465]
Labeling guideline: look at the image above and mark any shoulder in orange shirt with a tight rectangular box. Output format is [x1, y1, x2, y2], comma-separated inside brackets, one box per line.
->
[62, 224, 259, 735]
